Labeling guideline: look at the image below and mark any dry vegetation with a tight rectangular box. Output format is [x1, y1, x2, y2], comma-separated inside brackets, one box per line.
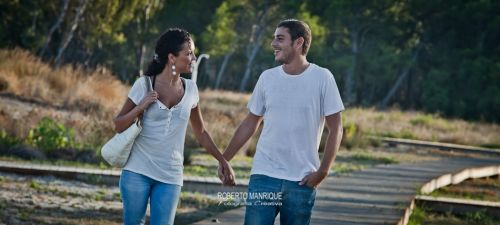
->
[0, 49, 128, 146]
[0, 49, 499, 153]
[344, 108, 500, 147]
[186, 89, 258, 153]
[429, 176, 500, 202]
[0, 49, 127, 114]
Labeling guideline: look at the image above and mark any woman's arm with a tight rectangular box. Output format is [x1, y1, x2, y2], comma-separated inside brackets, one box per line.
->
[189, 105, 235, 185]
[113, 92, 158, 133]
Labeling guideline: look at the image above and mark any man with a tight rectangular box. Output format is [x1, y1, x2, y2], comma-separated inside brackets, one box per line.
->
[220, 19, 344, 225]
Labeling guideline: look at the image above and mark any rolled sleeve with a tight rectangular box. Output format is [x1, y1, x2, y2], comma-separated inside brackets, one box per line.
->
[247, 75, 266, 116]
[127, 77, 147, 105]
[322, 71, 344, 116]
[191, 81, 199, 108]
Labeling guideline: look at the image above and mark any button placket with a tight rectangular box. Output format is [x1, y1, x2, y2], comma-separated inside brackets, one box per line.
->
[165, 110, 172, 134]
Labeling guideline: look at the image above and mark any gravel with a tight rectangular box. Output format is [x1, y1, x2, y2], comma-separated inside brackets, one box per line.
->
[0, 172, 122, 225]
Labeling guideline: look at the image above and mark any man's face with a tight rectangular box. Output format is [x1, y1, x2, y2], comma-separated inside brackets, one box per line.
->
[271, 27, 298, 64]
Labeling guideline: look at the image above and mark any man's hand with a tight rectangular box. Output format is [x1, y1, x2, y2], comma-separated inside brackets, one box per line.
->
[299, 170, 329, 189]
[218, 159, 236, 186]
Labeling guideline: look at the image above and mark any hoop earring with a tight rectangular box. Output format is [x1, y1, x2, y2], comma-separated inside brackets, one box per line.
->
[172, 65, 177, 76]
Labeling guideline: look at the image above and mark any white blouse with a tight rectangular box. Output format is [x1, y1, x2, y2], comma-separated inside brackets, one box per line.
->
[123, 76, 199, 186]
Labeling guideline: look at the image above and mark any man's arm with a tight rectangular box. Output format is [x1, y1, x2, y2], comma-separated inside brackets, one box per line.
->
[299, 112, 343, 188]
[223, 112, 263, 161]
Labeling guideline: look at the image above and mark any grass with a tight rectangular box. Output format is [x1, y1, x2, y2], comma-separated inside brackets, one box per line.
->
[427, 176, 500, 202]
[188, 149, 402, 178]
[408, 206, 500, 225]
[28, 179, 81, 199]
[332, 162, 365, 174]
[351, 152, 398, 164]
[345, 108, 500, 148]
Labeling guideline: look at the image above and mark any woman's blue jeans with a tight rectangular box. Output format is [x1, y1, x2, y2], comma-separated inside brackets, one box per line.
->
[119, 170, 181, 225]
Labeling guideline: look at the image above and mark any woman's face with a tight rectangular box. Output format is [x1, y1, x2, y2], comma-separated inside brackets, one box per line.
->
[173, 39, 196, 74]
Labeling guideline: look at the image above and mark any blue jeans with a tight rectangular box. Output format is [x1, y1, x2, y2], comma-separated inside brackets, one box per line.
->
[119, 170, 181, 225]
[244, 174, 317, 225]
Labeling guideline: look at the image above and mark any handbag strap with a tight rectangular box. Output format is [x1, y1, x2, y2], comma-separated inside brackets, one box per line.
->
[144, 75, 153, 92]
[152, 75, 156, 90]
[138, 76, 153, 123]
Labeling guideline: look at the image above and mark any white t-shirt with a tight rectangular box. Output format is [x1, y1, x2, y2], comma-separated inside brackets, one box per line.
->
[123, 76, 199, 186]
[247, 64, 344, 181]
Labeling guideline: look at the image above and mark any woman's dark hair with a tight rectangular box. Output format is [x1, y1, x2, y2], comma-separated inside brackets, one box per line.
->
[144, 28, 191, 76]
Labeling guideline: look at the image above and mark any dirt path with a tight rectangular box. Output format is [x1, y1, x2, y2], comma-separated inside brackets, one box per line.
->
[0, 172, 122, 225]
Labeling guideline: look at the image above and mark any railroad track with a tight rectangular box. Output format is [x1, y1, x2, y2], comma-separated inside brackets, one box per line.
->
[0, 161, 248, 194]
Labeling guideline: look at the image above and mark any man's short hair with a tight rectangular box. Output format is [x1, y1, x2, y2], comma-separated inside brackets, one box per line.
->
[277, 19, 312, 55]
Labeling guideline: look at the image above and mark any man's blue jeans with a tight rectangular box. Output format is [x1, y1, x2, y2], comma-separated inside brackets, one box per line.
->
[244, 174, 317, 225]
[119, 170, 181, 225]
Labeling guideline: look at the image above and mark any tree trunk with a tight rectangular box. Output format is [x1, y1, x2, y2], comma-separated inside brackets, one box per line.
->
[239, 21, 266, 92]
[137, 44, 147, 75]
[55, 0, 87, 66]
[136, 0, 153, 75]
[238, 0, 272, 92]
[214, 51, 233, 89]
[378, 46, 421, 109]
[40, 0, 70, 58]
[344, 31, 359, 106]
[239, 37, 262, 92]
[134, 19, 143, 76]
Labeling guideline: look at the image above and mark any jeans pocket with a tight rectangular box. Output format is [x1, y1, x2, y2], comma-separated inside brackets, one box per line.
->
[305, 183, 317, 190]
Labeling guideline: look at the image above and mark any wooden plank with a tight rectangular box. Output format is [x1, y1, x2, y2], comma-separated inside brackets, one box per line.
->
[373, 137, 500, 156]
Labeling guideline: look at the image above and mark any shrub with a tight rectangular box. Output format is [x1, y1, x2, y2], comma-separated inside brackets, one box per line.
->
[409, 115, 435, 126]
[0, 130, 22, 149]
[26, 117, 76, 152]
[341, 122, 369, 149]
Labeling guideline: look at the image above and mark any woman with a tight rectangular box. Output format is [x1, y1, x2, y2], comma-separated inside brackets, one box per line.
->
[114, 28, 235, 225]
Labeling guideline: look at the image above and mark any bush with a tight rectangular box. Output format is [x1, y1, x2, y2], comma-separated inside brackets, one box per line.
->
[26, 117, 76, 153]
[464, 209, 497, 225]
[341, 122, 369, 149]
[0, 130, 22, 149]
[409, 115, 435, 126]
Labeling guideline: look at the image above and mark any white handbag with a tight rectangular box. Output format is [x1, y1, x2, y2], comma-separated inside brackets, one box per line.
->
[101, 76, 152, 167]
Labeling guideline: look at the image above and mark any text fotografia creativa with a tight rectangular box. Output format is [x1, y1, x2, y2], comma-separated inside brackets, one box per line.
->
[217, 192, 283, 206]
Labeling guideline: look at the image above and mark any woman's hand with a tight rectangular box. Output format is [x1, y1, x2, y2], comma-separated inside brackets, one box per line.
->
[137, 91, 158, 112]
[218, 159, 236, 186]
